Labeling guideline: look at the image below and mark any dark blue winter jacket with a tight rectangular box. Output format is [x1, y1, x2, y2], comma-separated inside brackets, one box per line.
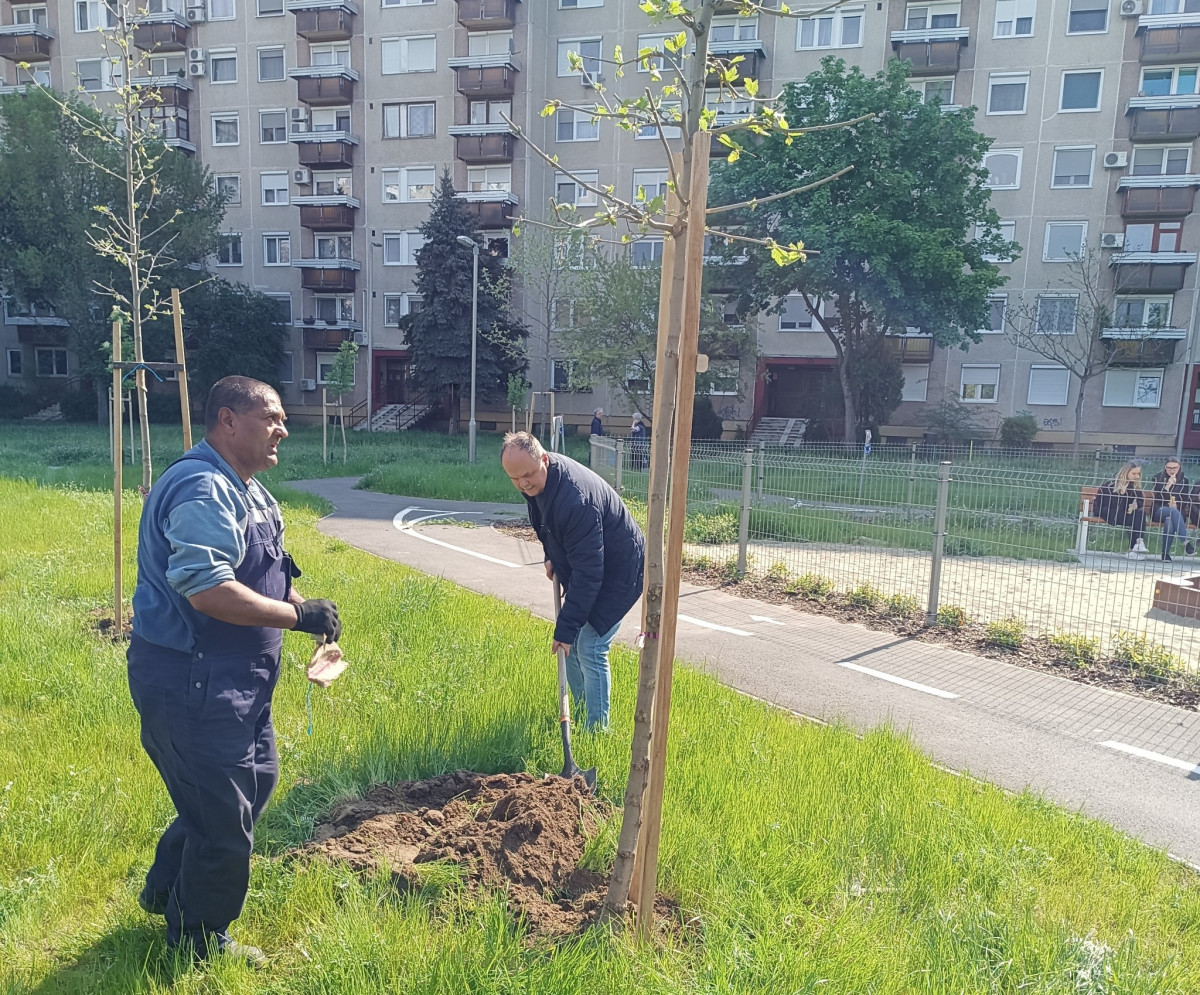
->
[526, 454, 645, 645]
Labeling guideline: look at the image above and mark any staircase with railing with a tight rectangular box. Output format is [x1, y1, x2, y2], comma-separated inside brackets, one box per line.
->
[353, 388, 438, 432]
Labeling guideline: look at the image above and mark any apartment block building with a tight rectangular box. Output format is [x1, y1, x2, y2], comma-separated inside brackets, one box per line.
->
[2, 0, 1200, 449]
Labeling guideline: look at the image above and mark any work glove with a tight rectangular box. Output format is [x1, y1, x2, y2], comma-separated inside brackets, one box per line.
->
[293, 598, 341, 641]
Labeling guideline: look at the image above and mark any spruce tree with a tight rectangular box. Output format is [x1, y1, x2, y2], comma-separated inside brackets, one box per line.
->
[402, 169, 527, 433]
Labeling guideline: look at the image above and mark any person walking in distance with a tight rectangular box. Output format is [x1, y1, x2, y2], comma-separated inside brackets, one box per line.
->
[1093, 461, 1149, 559]
[126, 376, 341, 965]
[500, 431, 644, 730]
[590, 407, 605, 437]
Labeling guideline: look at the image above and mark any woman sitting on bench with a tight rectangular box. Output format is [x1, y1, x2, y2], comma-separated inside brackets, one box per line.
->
[1094, 462, 1148, 559]
[1150, 458, 1193, 562]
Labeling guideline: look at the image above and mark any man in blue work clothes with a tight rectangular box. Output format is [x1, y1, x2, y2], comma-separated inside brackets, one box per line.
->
[127, 376, 340, 965]
[500, 431, 644, 730]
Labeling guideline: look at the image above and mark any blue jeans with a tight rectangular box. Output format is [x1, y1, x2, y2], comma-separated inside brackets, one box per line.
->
[566, 620, 620, 731]
[1153, 505, 1189, 554]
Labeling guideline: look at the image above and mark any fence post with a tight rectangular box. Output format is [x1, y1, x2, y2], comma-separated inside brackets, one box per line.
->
[615, 437, 624, 495]
[906, 443, 917, 517]
[738, 445, 753, 576]
[756, 441, 766, 500]
[589, 434, 598, 470]
[926, 461, 952, 625]
[1093, 449, 1101, 480]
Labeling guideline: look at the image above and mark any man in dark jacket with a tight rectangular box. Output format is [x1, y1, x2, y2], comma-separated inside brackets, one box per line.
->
[500, 431, 644, 730]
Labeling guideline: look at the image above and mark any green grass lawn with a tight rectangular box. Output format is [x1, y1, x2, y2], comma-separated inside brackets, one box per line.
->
[3, 475, 1200, 992]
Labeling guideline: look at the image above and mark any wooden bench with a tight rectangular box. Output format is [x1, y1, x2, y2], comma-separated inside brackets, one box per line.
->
[1076, 485, 1160, 555]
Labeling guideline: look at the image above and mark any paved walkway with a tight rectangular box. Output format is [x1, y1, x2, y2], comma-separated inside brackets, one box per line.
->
[291, 477, 1200, 866]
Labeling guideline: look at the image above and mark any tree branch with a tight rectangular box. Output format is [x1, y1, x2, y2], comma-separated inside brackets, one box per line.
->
[705, 166, 853, 216]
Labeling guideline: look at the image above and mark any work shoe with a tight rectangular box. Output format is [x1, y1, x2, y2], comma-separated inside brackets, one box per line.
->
[1163, 553, 1174, 563]
[1187, 541, 1196, 556]
[1132, 539, 1150, 553]
[137, 887, 169, 917]
[214, 941, 268, 969]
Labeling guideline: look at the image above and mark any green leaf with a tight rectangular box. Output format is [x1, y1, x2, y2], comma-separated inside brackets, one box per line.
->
[744, 77, 759, 97]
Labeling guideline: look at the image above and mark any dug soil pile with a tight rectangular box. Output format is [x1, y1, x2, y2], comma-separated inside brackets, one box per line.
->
[305, 770, 618, 936]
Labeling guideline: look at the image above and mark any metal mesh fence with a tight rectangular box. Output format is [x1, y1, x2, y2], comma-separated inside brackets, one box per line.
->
[590, 436, 1200, 668]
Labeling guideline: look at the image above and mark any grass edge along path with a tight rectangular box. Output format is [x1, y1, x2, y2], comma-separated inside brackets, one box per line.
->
[1, 477, 1200, 992]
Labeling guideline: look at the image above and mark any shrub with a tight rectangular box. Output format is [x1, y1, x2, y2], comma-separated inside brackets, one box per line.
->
[936, 604, 968, 629]
[690, 394, 724, 440]
[1047, 632, 1100, 668]
[885, 593, 922, 618]
[683, 511, 739, 545]
[766, 560, 790, 583]
[59, 388, 99, 423]
[999, 412, 1039, 449]
[1112, 631, 1185, 679]
[845, 583, 884, 609]
[0, 384, 39, 420]
[786, 573, 834, 599]
[943, 536, 990, 557]
[986, 616, 1025, 649]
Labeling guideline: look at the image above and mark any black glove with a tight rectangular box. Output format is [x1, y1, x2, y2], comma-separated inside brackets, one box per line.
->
[293, 599, 340, 641]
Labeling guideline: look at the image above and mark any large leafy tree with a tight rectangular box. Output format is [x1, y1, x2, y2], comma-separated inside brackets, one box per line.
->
[708, 56, 1019, 442]
[402, 170, 527, 432]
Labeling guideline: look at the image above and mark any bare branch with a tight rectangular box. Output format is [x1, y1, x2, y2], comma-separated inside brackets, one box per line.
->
[705, 166, 853, 216]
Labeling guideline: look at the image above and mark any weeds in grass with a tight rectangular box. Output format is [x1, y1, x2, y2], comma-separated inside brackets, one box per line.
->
[937, 604, 969, 629]
[683, 510, 739, 545]
[986, 616, 1026, 649]
[1112, 631, 1186, 679]
[766, 560, 790, 583]
[885, 593, 923, 618]
[845, 583, 885, 609]
[786, 572, 835, 599]
[1048, 632, 1101, 667]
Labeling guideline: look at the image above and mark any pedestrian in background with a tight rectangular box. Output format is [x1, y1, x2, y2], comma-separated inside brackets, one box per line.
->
[590, 407, 604, 437]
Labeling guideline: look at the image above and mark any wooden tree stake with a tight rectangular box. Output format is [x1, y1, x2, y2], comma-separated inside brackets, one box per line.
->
[171, 287, 192, 450]
[111, 319, 123, 635]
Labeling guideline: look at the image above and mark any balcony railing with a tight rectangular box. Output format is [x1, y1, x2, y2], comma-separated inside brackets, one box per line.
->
[453, 132, 516, 163]
[1111, 251, 1198, 292]
[294, 258, 359, 292]
[455, 0, 516, 29]
[1103, 337, 1180, 367]
[1139, 23, 1200, 63]
[706, 45, 765, 81]
[456, 191, 518, 228]
[1100, 325, 1187, 340]
[1122, 185, 1196, 218]
[291, 130, 359, 168]
[130, 74, 192, 106]
[131, 13, 188, 52]
[1128, 105, 1200, 140]
[891, 39, 964, 75]
[294, 194, 359, 230]
[288, 0, 358, 40]
[883, 336, 935, 364]
[302, 324, 356, 349]
[0, 24, 53, 61]
[289, 65, 358, 105]
[448, 57, 518, 97]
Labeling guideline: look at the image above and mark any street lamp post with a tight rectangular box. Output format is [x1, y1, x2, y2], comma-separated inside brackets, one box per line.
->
[456, 234, 480, 463]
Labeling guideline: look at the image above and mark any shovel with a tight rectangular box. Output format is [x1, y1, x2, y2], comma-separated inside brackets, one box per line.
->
[553, 579, 598, 792]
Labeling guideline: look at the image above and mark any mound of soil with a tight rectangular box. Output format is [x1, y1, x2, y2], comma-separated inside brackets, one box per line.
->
[305, 771, 617, 936]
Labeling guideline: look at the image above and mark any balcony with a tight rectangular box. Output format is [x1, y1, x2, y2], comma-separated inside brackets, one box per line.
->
[16, 326, 69, 345]
[1121, 185, 1197, 219]
[1138, 14, 1200, 63]
[288, 0, 358, 40]
[301, 323, 357, 349]
[294, 194, 359, 230]
[455, 0, 516, 29]
[451, 130, 516, 163]
[0, 24, 53, 61]
[132, 12, 188, 52]
[1111, 251, 1197, 292]
[1102, 337, 1181, 367]
[130, 74, 193, 107]
[890, 27, 969, 76]
[449, 56, 518, 97]
[289, 65, 358, 106]
[1127, 97, 1200, 140]
[291, 130, 359, 168]
[883, 335, 935, 364]
[1100, 324, 1187, 340]
[294, 257, 360, 292]
[456, 190, 518, 228]
[706, 39, 766, 81]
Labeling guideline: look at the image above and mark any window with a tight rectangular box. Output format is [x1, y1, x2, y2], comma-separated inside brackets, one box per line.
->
[561, 0, 603, 7]
[382, 0, 435, 6]
[18, 63, 52, 87]
[1043, 222, 1087, 261]
[14, 6, 49, 27]
[1126, 221, 1184, 252]
[467, 165, 511, 192]
[636, 34, 670, 72]
[265, 293, 292, 325]
[1067, 0, 1107, 33]
[632, 238, 664, 268]
[980, 220, 1017, 262]
[779, 295, 821, 331]
[212, 114, 239, 146]
[263, 234, 290, 266]
[906, 3, 960, 28]
[1052, 147, 1094, 187]
[556, 109, 599, 142]
[75, 0, 115, 31]
[901, 364, 928, 402]
[310, 107, 351, 133]
[382, 231, 424, 266]
[995, 0, 1035, 36]
[981, 295, 1007, 334]
[148, 53, 185, 76]
[468, 31, 513, 57]
[711, 15, 759, 42]
[76, 58, 119, 92]
[988, 73, 1029, 114]
[637, 102, 681, 139]
[260, 172, 289, 205]
[258, 47, 285, 82]
[381, 167, 435, 203]
[210, 51, 237, 84]
[1141, 66, 1199, 97]
[35, 348, 67, 377]
[313, 171, 351, 197]
[209, 0, 234, 16]
[1028, 366, 1070, 405]
[960, 365, 1000, 402]
[278, 351, 293, 384]
[1132, 146, 1190, 176]
[1060, 70, 1102, 111]
[314, 234, 352, 260]
[632, 168, 670, 202]
[217, 234, 243, 266]
[1103, 369, 1163, 408]
[260, 110, 287, 143]
[1149, 0, 1200, 11]
[258, 0, 284, 14]
[468, 99, 510, 125]
[797, 6, 863, 49]
[1114, 297, 1172, 328]
[314, 296, 354, 322]
[984, 149, 1022, 189]
[705, 360, 741, 396]
[381, 36, 436, 74]
[550, 298, 577, 331]
[215, 174, 240, 204]
[557, 38, 602, 78]
[6, 349, 22, 376]
[383, 102, 435, 138]
[1036, 294, 1078, 334]
[316, 353, 355, 386]
[385, 295, 421, 325]
[555, 232, 592, 269]
[551, 360, 587, 391]
[555, 170, 599, 207]
[921, 78, 954, 106]
[310, 43, 350, 67]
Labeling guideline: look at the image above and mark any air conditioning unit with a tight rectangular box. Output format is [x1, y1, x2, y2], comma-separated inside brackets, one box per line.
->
[187, 47, 205, 62]
[1119, 0, 1143, 16]
[1104, 151, 1128, 169]
[185, 6, 206, 22]
[353, 331, 367, 345]
[289, 106, 309, 123]
[300, 378, 317, 391]
[1101, 232, 1125, 249]
[581, 71, 604, 88]
[187, 61, 206, 77]
[293, 168, 311, 185]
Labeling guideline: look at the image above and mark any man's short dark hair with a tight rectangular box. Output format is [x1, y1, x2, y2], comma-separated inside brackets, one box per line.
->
[204, 376, 278, 431]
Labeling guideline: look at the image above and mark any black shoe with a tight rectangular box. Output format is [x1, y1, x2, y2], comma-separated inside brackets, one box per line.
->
[137, 887, 169, 917]
[1163, 553, 1174, 563]
[1187, 541, 1196, 556]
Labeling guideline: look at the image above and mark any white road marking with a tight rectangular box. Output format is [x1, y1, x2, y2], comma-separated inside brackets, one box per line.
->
[392, 507, 522, 569]
[1100, 740, 1200, 774]
[678, 614, 753, 636]
[750, 614, 786, 626]
[836, 661, 960, 699]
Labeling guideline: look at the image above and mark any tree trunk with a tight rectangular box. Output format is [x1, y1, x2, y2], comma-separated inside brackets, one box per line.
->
[838, 357, 857, 444]
[340, 403, 348, 462]
[95, 377, 106, 426]
[448, 383, 460, 435]
[1072, 377, 1087, 459]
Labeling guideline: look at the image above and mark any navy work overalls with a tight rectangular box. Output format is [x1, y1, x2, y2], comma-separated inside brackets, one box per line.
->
[127, 448, 289, 950]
